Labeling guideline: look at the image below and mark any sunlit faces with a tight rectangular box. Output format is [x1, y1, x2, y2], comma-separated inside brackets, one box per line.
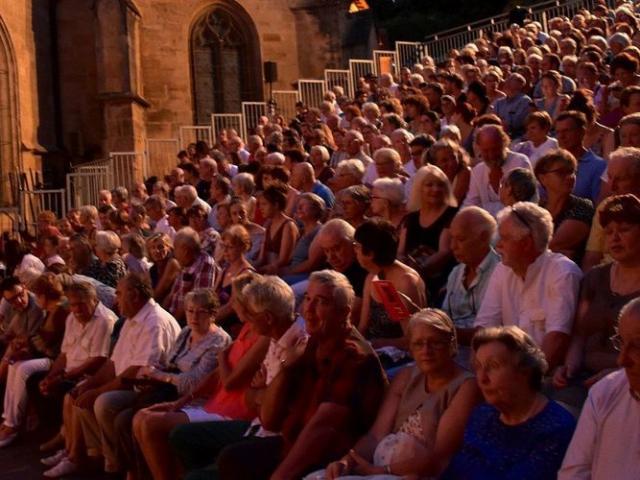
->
[495, 216, 530, 270]
[472, 341, 527, 407]
[302, 281, 346, 336]
[318, 234, 355, 272]
[421, 174, 447, 206]
[409, 323, 455, 374]
[603, 221, 640, 263]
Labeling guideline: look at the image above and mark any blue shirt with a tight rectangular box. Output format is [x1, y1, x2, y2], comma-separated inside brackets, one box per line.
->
[574, 150, 606, 203]
[493, 93, 532, 140]
[443, 401, 576, 480]
[311, 181, 335, 208]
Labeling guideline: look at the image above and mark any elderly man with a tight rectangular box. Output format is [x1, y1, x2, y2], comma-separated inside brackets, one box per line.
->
[175, 185, 211, 215]
[555, 111, 606, 203]
[50, 274, 180, 476]
[493, 73, 532, 139]
[145, 195, 175, 239]
[165, 228, 216, 324]
[583, 147, 640, 271]
[475, 202, 582, 369]
[167, 275, 308, 479]
[344, 130, 373, 167]
[189, 270, 386, 480]
[207, 176, 232, 232]
[390, 128, 414, 165]
[196, 157, 217, 201]
[28, 282, 117, 451]
[463, 124, 532, 217]
[443, 207, 500, 340]
[290, 162, 335, 208]
[330, 159, 365, 193]
[559, 297, 640, 479]
[363, 147, 405, 187]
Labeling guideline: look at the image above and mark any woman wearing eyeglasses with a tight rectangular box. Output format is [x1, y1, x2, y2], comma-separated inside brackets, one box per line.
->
[535, 149, 594, 262]
[553, 194, 640, 403]
[317, 309, 479, 480]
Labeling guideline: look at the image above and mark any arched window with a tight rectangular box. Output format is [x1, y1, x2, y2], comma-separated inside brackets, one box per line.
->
[190, 3, 262, 122]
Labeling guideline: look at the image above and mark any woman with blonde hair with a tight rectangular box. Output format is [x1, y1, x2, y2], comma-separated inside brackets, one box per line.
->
[146, 233, 181, 304]
[427, 138, 471, 204]
[399, 165, 458, 302]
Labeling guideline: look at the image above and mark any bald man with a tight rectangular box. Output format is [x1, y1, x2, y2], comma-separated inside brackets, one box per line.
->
[443, 207, 500, 357]
[290, 162, 335, 208]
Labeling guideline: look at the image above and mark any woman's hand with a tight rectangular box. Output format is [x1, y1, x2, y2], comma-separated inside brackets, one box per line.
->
[325, 456, 353, 480]
[349, 450, 385, 476]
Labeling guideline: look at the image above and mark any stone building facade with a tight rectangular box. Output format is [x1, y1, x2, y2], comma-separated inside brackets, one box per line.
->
[0, 0, 373, 204]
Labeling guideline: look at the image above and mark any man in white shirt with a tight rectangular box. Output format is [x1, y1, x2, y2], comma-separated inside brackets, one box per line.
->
[58, 274, 180, 477]
[145, 195, 175, 240]
[475, 202, 582, 369]
[559, 298, 640, 480]
[175, 185, 211, 215]
[463, 124, 532, 217]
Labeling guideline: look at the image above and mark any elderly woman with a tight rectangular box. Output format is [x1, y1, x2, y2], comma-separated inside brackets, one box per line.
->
[131, 275, 269, 480]
[146, 233, 181, 304]
[78, 205, 98, 245]
[554, 194, 640, 399]
[92, 230, 127, 288]
[370, 178, 407, 230]
[331, 159, 365, 193]
[336, 184, 370, 228]
[310, 145, 335, 184]
[535, 149, 594, 262]
[499, 167, 539, 206]
[255, 185, 299, 274]
[356, 219, 426, 351]
[443, 326, 576, 480]
[318, 309, 480, 479]
[231, 173, 257, 221]
[426, 139, 471, 205]
[0, 274, 69, 446]
[399, 165, 458, 303]
[213, 225, 255, 331]
[229, 197, 265, 264]
[280, 193, 326, 285]
[187, 204, 220, 257]
[483, 68, 506, 104]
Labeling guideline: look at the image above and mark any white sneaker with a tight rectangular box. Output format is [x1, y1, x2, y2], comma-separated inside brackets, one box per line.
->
[43, 458, 78, 478]
[41, 449, 67, 467]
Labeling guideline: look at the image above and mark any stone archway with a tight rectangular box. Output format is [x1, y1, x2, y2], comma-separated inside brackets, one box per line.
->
[190, 1, 263, 122]
[0, 15, 20, 205]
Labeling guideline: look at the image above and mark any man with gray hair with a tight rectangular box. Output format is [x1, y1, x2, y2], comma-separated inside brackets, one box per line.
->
[174, 185, 211, 215]
[475, 202, 582, 369]
[330, 159, 365, 193]
[463, 124, 532, 217]
[344, 130, 373, 167]
[166, 228, 216, 323]
[493, 73, 532, 139]
[209, 270, 386, 479]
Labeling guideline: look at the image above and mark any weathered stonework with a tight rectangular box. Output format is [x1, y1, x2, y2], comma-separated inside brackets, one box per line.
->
[0, 0, 373, 199]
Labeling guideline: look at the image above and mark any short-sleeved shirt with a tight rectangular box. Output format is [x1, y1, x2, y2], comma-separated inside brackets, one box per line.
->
[475, 251, 582, 345]
[110, 299, 181, 376]
[280, 326, 387, 448]
[167, 253, 217, 318]
[61, 302, 117, 371]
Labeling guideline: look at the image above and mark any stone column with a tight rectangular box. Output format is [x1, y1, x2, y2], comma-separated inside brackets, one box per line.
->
[94, 0, 148, 178]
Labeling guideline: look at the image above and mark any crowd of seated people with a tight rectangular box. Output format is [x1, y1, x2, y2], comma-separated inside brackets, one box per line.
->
[1, 1, 640, 478]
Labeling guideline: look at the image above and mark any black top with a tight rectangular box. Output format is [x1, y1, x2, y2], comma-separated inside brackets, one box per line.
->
[404, 206, 458, 257]
[343, 261, 368, 298]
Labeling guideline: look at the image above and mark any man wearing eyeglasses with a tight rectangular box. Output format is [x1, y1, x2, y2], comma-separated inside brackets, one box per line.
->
[474, 202, 582, 370]
[559, 297, 640, 479]
[0, 277, 45, 380]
